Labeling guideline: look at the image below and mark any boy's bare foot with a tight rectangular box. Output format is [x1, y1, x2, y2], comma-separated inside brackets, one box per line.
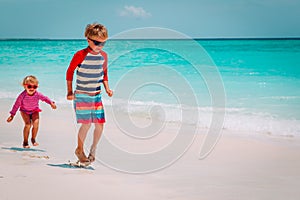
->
[88, 153, 95, 163]
[31, 138, 39, 146]
[88, 147, 96, 163]
[23, 141, 30, 149]
[75, 148, 89, 163]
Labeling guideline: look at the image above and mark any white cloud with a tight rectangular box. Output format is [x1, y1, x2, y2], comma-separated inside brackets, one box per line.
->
[119, 5, 151, 18]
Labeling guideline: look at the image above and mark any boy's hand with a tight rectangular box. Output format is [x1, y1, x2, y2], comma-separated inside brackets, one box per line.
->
[7, 115, 14, 123]
[67, 92, 75, 100]
[106, 89, 113, 97]
[51, 102, 57, 109]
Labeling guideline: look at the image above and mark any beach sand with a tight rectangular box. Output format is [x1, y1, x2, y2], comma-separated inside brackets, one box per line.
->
[1, 100, 300, 200]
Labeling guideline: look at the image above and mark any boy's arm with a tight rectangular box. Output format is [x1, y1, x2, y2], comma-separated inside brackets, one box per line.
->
[103, 81, 113, 97]
[67, 80, 74, 100]
[101, 51, 113, 97]
[66, 49, 88, 100]
[66, 56, 78, 100]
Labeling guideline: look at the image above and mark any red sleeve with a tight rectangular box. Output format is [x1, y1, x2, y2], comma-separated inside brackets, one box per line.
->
[101, 50, 108, 81]
[66, 48, 88, 81]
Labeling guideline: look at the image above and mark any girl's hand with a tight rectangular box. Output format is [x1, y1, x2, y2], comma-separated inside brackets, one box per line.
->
[7, 115, 14, 123]
[106, 89, 113, 97]
[51, 102, 57, 109]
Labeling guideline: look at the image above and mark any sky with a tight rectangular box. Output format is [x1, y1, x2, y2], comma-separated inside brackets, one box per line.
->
[0, 0, 299, 39]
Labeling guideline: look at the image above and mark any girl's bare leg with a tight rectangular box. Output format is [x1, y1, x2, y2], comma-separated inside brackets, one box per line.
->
[20, 112, 31, 148]
[31, 112, 40, 146]
[75, 123, 91, 162]
[89, 123, 104, 162]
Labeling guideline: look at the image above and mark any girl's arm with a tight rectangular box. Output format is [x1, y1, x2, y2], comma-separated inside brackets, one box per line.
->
[7, 91, 25, 122]
[37, 92, 56, 109]
[7, 115, 14, 122]
[9, 92, 24, 116]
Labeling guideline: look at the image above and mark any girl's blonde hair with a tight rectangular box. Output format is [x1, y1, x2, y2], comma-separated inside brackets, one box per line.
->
[23, 75, 38, 86]
[84, 23, 108, 39]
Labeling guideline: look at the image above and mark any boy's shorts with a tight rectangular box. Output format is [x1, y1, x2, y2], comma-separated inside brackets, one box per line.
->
[74, 93, 105, 124]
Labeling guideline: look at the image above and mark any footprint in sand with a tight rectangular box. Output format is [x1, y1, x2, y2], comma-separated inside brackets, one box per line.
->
[2, 147, 49, 159]
[22, 152, 50, 159]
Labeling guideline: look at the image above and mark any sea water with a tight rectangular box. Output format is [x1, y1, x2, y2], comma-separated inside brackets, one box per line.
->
[0, 39, 299, 137]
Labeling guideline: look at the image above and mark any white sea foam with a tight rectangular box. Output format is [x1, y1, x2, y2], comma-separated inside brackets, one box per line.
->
[105, 98, 300, 138]
[1, 89, 299, 138]
[0, 91, 17, 99]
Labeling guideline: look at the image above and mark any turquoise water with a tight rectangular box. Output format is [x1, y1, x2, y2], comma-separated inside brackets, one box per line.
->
[0, 39, 300, 136]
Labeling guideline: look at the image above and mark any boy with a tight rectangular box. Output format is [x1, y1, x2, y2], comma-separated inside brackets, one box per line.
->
[66, 23, 113, 163]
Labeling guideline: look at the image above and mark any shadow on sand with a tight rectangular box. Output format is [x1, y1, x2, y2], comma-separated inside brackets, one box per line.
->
[2, 147, 46, 152]
[47, 163, 94, 170]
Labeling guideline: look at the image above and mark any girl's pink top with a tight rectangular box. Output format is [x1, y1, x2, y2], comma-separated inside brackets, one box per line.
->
[9, 90, 53, 115]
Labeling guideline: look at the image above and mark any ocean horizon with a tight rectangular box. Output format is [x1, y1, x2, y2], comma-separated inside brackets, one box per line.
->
[1, 37, 300, 41]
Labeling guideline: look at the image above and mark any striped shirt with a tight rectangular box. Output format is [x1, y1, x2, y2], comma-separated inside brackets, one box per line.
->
[9, 90, 53, 115]
[66, 47, 108, 94]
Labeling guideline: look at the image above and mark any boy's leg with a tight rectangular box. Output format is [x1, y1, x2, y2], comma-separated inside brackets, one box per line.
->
[31, 112, 40, 146]
[20, 112, 31, 148]
[75, 123, 91, 162]
[88, 123, 104, 162]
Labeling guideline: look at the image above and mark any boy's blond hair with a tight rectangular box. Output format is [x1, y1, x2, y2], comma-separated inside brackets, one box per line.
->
[23, 75, 38, 86]
[84, 23, 108, 39]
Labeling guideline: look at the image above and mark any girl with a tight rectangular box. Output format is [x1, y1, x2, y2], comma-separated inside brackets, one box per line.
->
[7, 75, 57, 148]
